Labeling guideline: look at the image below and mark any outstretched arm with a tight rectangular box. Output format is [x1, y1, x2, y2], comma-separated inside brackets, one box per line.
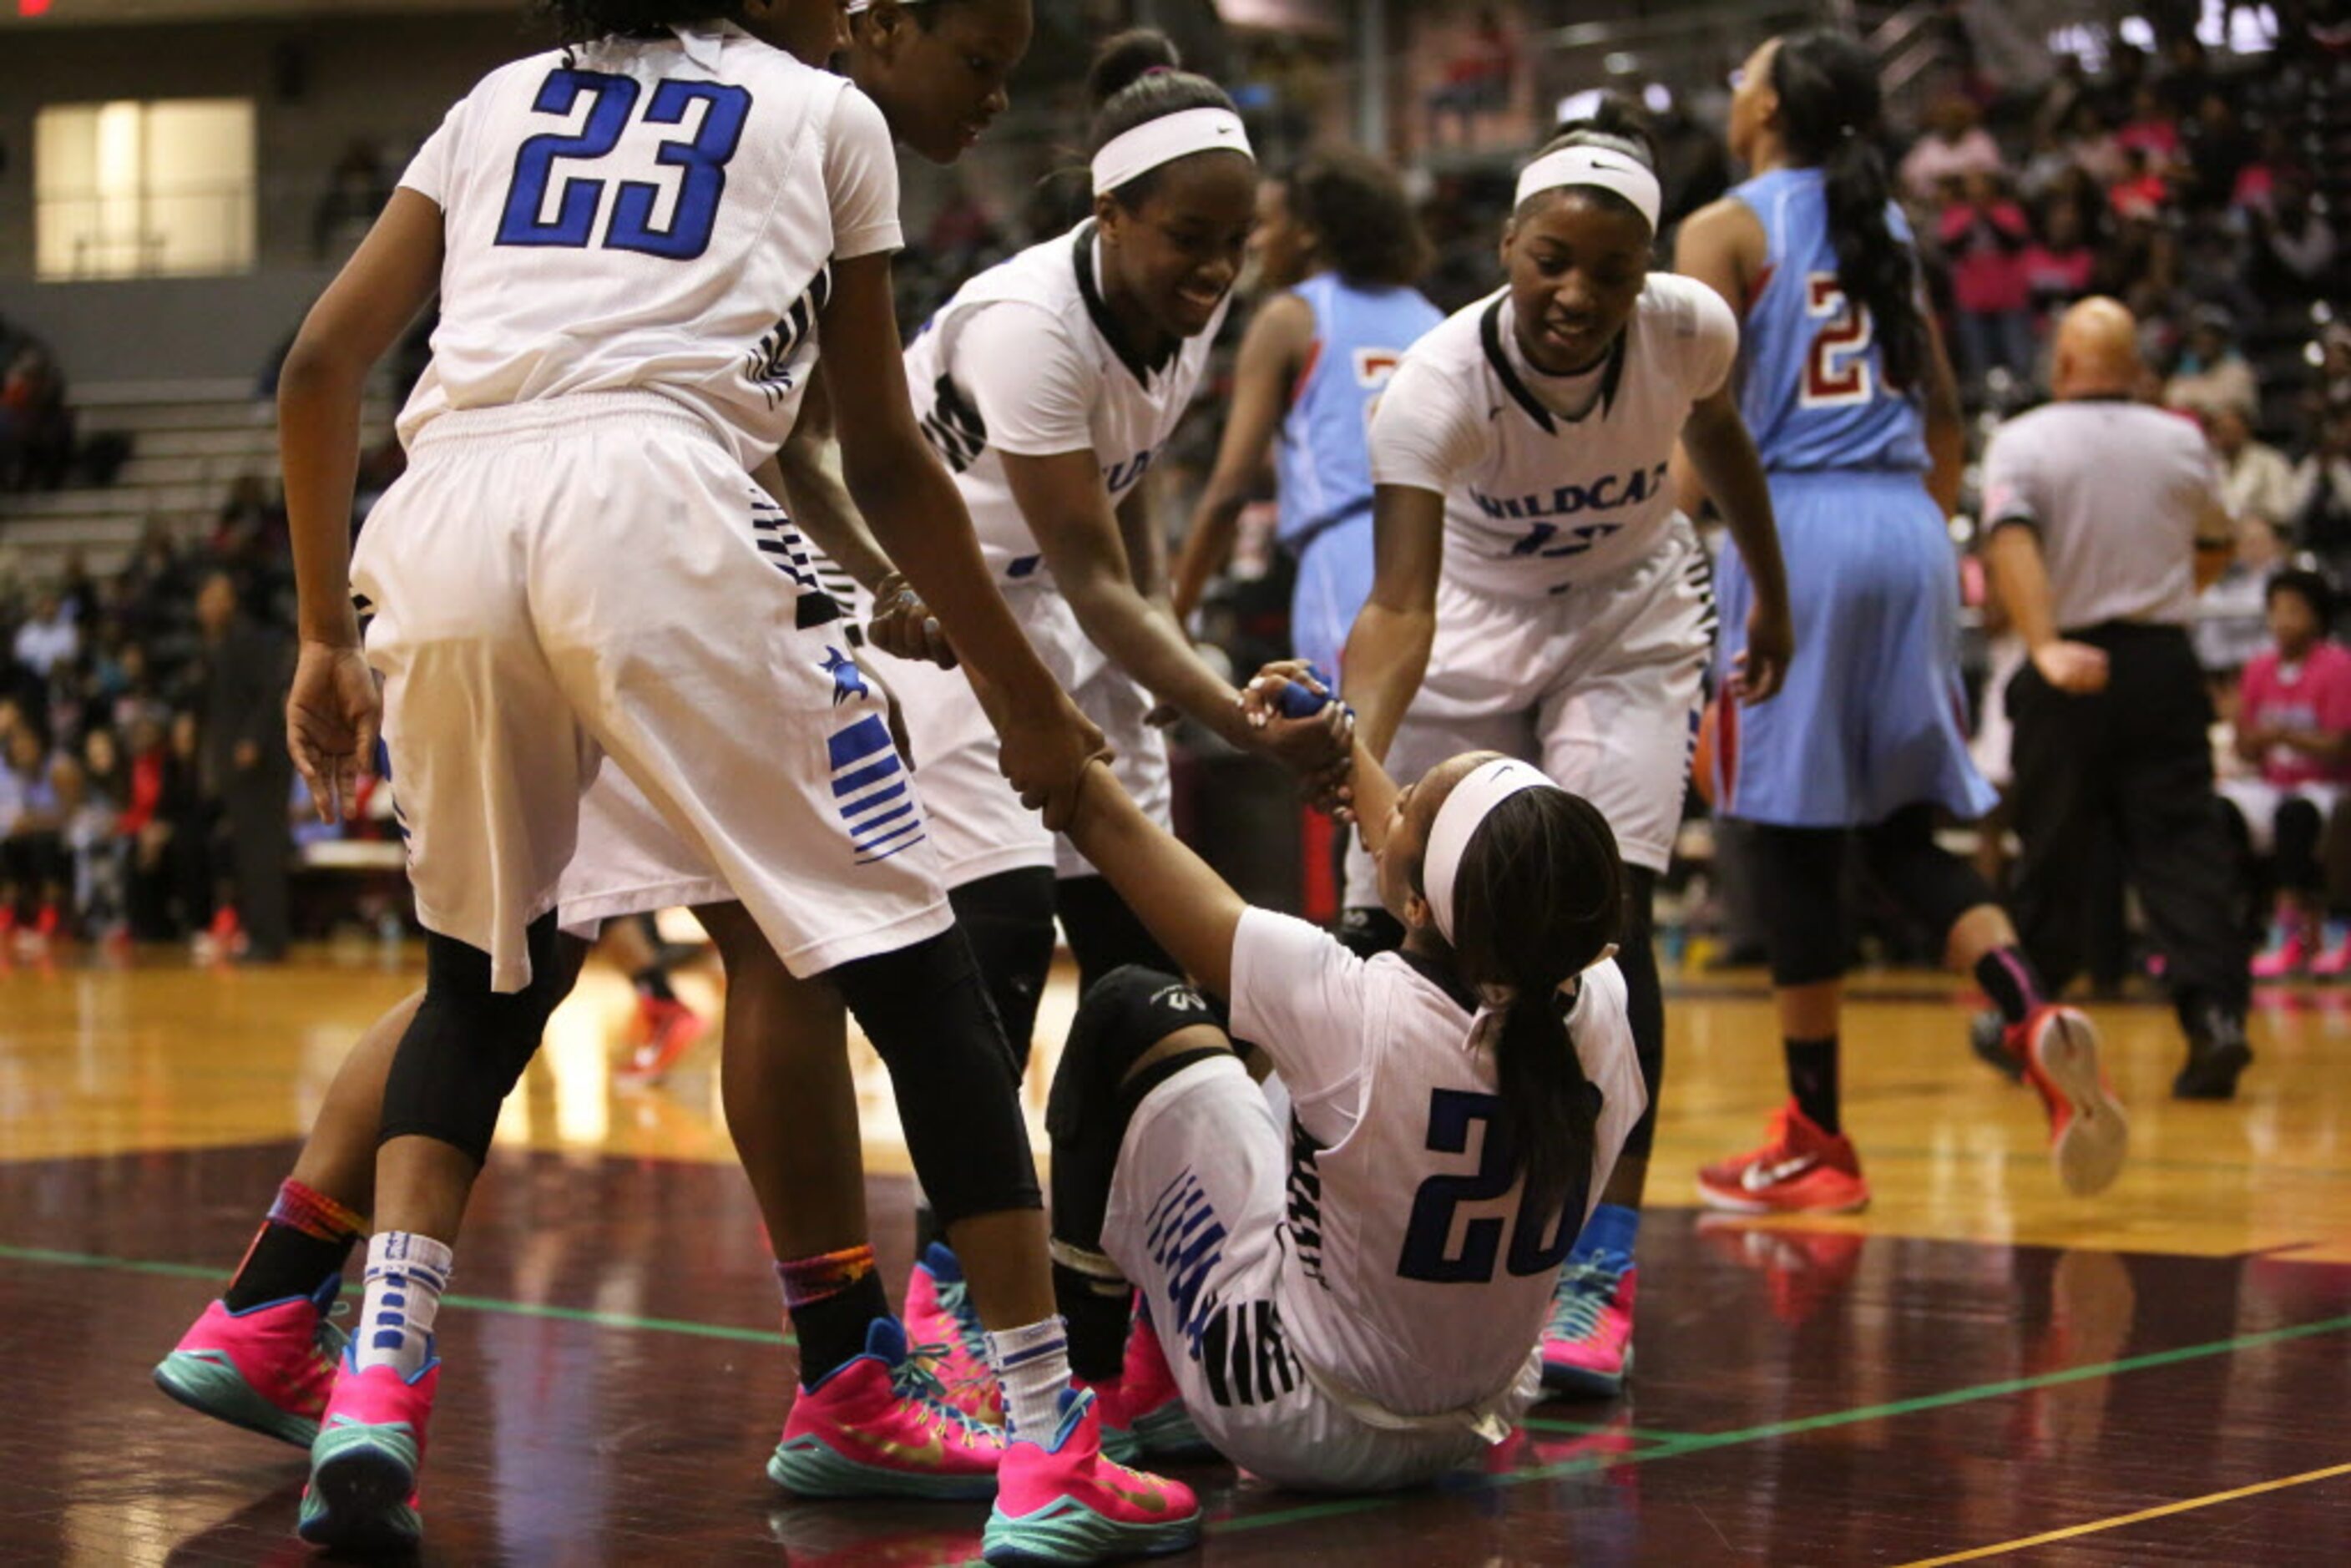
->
[1338, 484, 1445, 762]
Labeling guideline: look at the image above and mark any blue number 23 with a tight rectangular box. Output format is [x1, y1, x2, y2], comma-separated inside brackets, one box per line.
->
[1395, 1088, 1582, 1283]
[496, 69, 751, 260]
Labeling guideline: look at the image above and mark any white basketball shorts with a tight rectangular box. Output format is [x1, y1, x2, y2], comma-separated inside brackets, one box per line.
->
[354, 391, 950, 990]
[1344, 516, 1712, 905]
[1104, 1054, 1526, 1494]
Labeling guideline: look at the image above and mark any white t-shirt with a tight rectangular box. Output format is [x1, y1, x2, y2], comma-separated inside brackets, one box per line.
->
[902, 222, 1228, 583]
[1372, 276, 1737, 601]
[395, 23, 901, 470]
[1227, 908, 1645, 1419]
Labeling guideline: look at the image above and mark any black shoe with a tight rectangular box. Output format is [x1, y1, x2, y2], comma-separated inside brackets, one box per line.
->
[2174, 1012, 2252, 1100]
[1968, 1008, 2025, 1084]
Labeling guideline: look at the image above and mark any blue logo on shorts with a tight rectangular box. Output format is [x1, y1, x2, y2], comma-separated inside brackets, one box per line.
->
[822, 646, 870, 706]
[827, 714, 925, 865]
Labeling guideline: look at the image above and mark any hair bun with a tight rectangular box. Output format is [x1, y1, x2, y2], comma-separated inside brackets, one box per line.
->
[1089, 28, 1184, 109]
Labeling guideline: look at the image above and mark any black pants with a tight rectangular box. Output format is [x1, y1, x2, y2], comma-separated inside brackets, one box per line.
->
[2007, 623, 2248, 1015]
[220, 773, 292, 958]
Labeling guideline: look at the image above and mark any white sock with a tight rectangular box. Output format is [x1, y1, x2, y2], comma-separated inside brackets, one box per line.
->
[355, 1231, 453, 1378]
[984, 1316, 1073, 1442]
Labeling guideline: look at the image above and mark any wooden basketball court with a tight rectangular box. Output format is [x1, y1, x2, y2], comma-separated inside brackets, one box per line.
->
[3, 948, 2347, 1564]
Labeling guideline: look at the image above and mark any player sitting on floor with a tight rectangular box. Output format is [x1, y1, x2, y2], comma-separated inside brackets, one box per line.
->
[1041, 664, 1644, 1489]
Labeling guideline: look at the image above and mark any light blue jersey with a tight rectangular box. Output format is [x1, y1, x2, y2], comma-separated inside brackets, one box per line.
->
[1711, 169, 1993, 829]
[1728, 167, 1930, 476]
[1277, 274, 1441, 676]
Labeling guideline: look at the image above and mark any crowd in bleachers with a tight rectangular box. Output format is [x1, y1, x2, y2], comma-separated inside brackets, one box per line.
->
[0, 507, 301, 959]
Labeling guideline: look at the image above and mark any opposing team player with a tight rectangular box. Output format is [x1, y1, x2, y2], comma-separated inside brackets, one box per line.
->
[1676, 28, 2125, 1213]
[1047, 665, 1644, 1489]
[1170, 148, 1443, 680]
[1338, 99, 1793, 1401]
[261, 3, 1201, 1558]
[154, 0, 1062, 1520]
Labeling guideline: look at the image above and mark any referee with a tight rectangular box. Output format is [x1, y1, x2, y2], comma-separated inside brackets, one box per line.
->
[1981, 297, 2252, 1100]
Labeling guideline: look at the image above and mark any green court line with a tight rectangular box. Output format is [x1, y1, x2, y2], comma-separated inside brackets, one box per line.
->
[13, 1236, 2345, 1545]
[0, 1241, 791, 1347]
[1214, 1312, 2351, 1535]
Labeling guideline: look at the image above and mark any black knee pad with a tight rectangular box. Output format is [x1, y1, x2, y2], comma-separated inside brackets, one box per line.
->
[1339, 903, 1406, 959]
[1618, 868, 1664, 1161]
[1858, 803, 1995, 939]
[1748, 822, 1851, 988]
[1055, 876, 1177, 997]
[1047, 966, 1230, 1258]
[829, 928, 1042, 1227]
[948, 867, 1059, 1072]
[379, 914, 578, 1165]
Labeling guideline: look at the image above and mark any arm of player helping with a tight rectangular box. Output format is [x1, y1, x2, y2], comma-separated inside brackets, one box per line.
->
[1340, 483, 1445, 764]
[821, 252, 1106, 822]
[276, 186, 442, 817]
[1681, 387, 1793, 703]
[1063, 760, 1250, 998]
[1170, 293, 1312, 625]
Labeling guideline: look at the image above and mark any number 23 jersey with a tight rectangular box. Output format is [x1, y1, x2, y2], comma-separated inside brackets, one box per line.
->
[393, 23, 898, 471]
[1370, 273, 1737, 601]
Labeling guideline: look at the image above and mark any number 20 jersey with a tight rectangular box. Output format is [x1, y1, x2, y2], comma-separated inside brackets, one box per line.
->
[1727, 166, 1930, 476]
[394, 25, 897, 471]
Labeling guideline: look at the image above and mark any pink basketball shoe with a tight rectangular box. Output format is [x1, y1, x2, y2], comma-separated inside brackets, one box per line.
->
[153, 1277, 346, 1447]
[904, 1242, 1004, 1426]
[297, 1351, 437, 1553]
[982, 1386, 1201, 1565]
[768, 1318, 1004, 1501]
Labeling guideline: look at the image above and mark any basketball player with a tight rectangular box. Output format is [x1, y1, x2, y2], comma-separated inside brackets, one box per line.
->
[874, 29, 1348, 1428]
[1046, 664, 1645, 1490]
[1337, 99, 1794, 1402]
[154, 1, 1069, 1521]
[1676, 28, 2125, 1216]
[259, 3, 1199, 1558]
[1169, 148, 1443, 680]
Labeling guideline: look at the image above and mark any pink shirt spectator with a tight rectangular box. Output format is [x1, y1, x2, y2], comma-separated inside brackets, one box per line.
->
[1939, 200, 2032, 313]
[2021, 242, 2094, 312]
[1901, 127, 2003, 203]
[2239, 641, 2351, 788]
[2117, 117, 2181, 163]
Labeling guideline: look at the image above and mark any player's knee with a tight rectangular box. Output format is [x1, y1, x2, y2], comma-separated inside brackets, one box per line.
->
[1047, 967, 1230, 1249]
[382, 917, 572, 1164]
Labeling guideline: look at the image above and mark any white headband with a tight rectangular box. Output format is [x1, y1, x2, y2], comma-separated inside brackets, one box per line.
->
[1423, 759, 1553, 945]
[1514, 144, 1662, 231]
[1092, 107, 1253, 196]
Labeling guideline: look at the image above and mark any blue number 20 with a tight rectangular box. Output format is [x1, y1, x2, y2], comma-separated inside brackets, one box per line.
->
[496, 69, 751, 260]
[1395, 1089, 1581, 1283]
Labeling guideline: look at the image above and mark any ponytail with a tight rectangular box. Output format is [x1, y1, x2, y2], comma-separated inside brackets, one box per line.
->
[1769, 28, 1929, 392]
[1443, 788, 1624, 1228]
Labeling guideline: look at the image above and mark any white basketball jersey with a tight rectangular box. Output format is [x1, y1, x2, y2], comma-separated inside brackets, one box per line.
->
[394, 23, 902, 471]
[1372, 274, 1737, 601]
[902, 223, 1227, 583]
[1228, 909, 1645, 1419]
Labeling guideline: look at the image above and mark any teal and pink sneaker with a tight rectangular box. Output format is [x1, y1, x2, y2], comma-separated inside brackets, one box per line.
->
[904, 1242, 1004, 1426]
[152, 1277, 346, 1447]
[1540, 1255, 1636, 1399]
[296, 1349, 437, 1554]
[768, 1317, 1004, 1501]
[981, 1386, 1201, 1566]
[1105, 1309, 1211, 1462]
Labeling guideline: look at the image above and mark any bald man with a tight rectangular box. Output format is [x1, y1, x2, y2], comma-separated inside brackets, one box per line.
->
[1980, 297, 2251, 1099]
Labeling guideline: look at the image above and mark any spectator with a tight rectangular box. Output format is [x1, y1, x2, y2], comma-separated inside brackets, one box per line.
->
[1426, 7, 1515, 149]
[2056, 101, 2128, 188]
[53, 751, 127, 946]
[12, 591, 79, 680]
[2180, 93, 2250, 210]
[1940, 171, 2036, 386]
[2293, 409, 2351, 564]
[2165, 307, 2259, 422]
[0, 341, 75, 493]
[2211, 407, 2302, 529]
[2247, 173, 2337, 301]
[2228, 125, 2298, 216]
[194, 571, 292, 963]
[2195, 512, 2286, 674]
[1, 721, 67, 946]
[1902, 94, 2005, 204]
[2115, 84, 2183, 168]
[2107, 145, 2172, 222]
[311, 140, 391, 260]
[2023, 195, 2097, 324]
[2225, 569, 2351, 976]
